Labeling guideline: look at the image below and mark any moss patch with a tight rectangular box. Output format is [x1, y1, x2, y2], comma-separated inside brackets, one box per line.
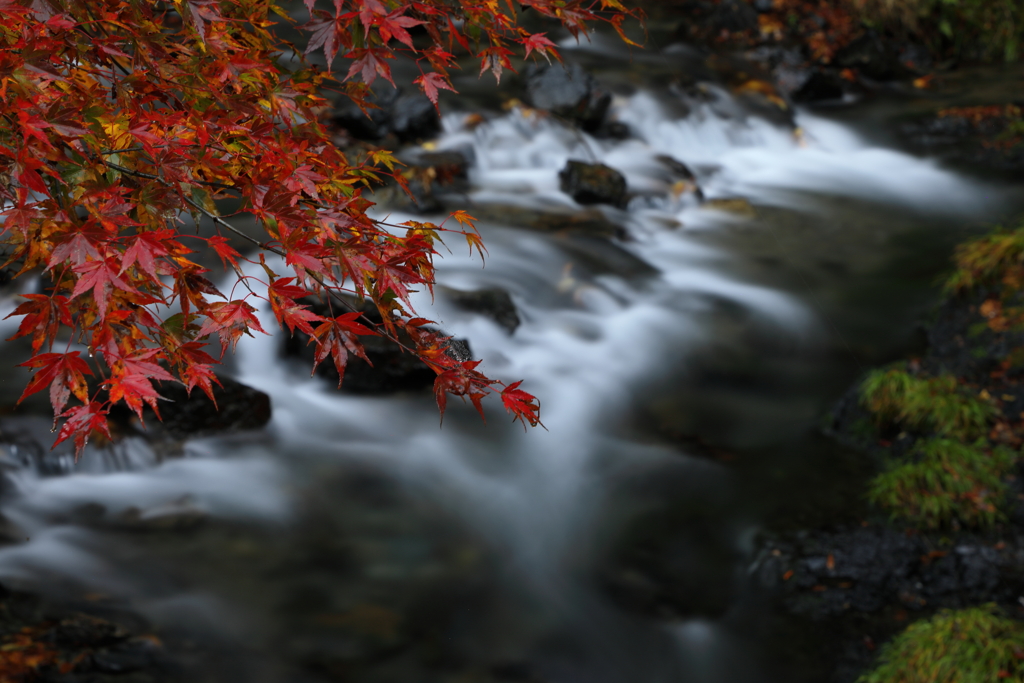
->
[867, 438, 1016, 529]
[945, 218, 1024, 296]
[859, 605, 1024, 683]
[849, 0, 1024, 63]
[859, 364, 997, 440]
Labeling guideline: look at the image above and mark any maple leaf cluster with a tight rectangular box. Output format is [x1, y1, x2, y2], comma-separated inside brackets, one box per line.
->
[0, 0, 640, 455]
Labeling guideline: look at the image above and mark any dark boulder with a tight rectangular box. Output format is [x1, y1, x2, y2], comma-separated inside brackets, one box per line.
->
[707, 0, 759, 33]
[655, 155, 696, 182]
[282, 298, 470, 394]
[467, 204, 626, 239]
[154, 376, 272, 438]
[523, 62, 611, 133]
[791, 70, 846, 104]
[755, 524, 1023, 621]
[559, 160, 628, 207]
[388, 149, 470, 213]
[391, 91, 442, 142]
[443, 287, 520, 334]
[836, 33, 907, 82]
[330, 86, 440, 144]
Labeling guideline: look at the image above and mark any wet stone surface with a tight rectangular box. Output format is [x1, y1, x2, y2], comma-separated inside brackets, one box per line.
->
[281, 297, 470, 394]
[522, 62, 610, 133]
[442, 287, 521, 335]
[558, 160, 628, 208]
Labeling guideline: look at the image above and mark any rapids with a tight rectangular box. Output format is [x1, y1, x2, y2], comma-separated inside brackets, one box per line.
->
[0, 43, 1021, 683]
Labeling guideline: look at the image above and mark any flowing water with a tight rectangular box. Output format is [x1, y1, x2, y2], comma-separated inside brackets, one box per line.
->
[1, 42, 1023, 683]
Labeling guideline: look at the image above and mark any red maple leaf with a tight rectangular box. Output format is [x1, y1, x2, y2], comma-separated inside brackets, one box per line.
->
[478, 45, 515, 83]
[377, 9, 424, 49]
[107, 373, 164, 422]
[521, 32, 559, 62]
[303, 6, 353, 67]
[344, 48, 395, 87]
[71, 257, 138, 318]
[310, 312, 375, 386]
[414, 72, 456, 107]
[17, 351, 93, 416]
[172, 340, 222, 402]
[206, 234, 242, 269]
[119, 229, 179, 281]
[284, 164, 326, 201]
[434, 359, 489, 424]
[54, 402, 111, 459]
[5, 293, 74, 352]
[269, 277, 323, 335]
[197, 300, 268, 354]
[501, 381, 543, 429]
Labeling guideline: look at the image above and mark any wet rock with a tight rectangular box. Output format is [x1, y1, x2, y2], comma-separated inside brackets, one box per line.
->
[330, 86, 440, 144]
[468, 204, 625, 239]
[390, 92, 441, 142]
[900, 105, 1024, 174]
[153, 376, 271, 438]
[115, 499, 208, 533]
[559, 160, 628, 208]
[707, 0, 759, 33]
[386, 148, 470, 213]
[443, 287, 521, 334]
[756, 524, 1024, 622]
[594, 120, 632, 141]
[282, 298, 470, 394]
[523, 62, 611, 133]
[791, 70, 846, 104]
[51, 614, 127, 649]
[91, 637, 161, 674]
[655, 155, 696, 182]
[555, 235, 659, 280]
[835, 33, 906, 82]
[703, 197, 756, 217]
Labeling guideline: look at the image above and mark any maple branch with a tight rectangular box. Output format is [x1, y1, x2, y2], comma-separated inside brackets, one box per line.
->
[99, 158, 274, 253]
[97, 158, 424, 358]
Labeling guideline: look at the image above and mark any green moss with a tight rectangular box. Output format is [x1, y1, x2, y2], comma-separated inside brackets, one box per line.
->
[867, 438, 1016, 528]
[851, 0, 1024, 63]
[859, 365, 998, 440]
[859, 606, 1024, 683]
[944, 221, 1024, 294]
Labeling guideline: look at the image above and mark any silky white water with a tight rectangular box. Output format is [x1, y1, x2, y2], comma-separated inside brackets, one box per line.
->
[0, 72, 1009, 682]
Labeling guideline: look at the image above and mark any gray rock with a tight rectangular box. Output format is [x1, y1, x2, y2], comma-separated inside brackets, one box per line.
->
[444, 287, 521, 334]
[559, 160, 628, 208]
[523, 62, 611, 132]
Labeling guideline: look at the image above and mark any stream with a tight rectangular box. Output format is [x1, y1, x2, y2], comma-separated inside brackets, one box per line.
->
[1, 35, 1023, 683]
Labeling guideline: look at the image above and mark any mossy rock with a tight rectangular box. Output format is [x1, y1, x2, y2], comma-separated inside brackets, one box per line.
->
[860, 605, 1024, 683]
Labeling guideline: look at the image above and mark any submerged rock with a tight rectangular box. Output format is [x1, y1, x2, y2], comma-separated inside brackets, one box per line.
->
[468, 204, 626, 239]
[835, 33, 906, 82]
[791, 70, 846, 104]
[443, 287, 521, 334]
[330, 86, 440, 144]
[523, 62, 611, 133]
[559, 160, 628, 208]
[143, 376, 272, 438]
[900, 104, 1024, 174]
[385, 148, 470, 213]
[282, 298, 470, 394]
